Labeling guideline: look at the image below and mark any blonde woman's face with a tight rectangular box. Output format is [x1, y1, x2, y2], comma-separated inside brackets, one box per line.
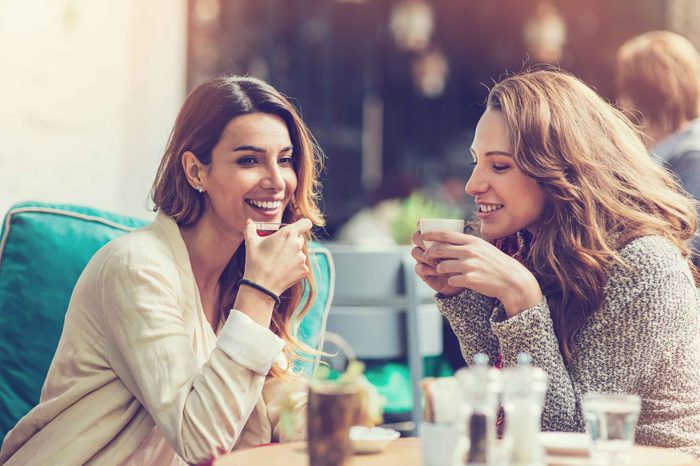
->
[466, 108, 546, 240]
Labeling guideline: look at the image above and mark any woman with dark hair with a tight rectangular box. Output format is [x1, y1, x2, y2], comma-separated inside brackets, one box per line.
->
[412, 70, 700, 456]
[0, 76, 325, 465]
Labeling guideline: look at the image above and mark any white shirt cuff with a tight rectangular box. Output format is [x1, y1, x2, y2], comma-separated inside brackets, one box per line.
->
[216, 310, 286, 375]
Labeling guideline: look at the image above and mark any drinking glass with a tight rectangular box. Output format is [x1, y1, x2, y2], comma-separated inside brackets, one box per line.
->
[254, 222, 287, 237]
[420, 422, 460, 466]
[582, 392, 641, 465]
[307, 381, 363, 466]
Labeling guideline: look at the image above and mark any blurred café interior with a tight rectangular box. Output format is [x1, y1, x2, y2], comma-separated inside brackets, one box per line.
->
[187, 0, 700, 239]
[3, 0, 699, 236]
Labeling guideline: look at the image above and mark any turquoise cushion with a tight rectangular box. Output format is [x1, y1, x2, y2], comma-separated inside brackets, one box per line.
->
[295, 246, 333, 376]
[0, 202, 148, 438]
[0, 201, 333, 438]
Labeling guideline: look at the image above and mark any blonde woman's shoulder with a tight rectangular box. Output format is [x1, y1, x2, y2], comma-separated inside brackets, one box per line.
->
[617, 235, 687, 269]
[606, 235, 695, 301]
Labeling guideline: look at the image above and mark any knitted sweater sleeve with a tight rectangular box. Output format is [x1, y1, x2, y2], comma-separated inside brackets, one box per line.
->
[490, 299, 578, 430]
[490, 236, 698, 434]
[436, 289, 500, 366]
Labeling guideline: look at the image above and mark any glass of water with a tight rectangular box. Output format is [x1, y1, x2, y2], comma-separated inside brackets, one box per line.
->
[582, 392, 641, 465]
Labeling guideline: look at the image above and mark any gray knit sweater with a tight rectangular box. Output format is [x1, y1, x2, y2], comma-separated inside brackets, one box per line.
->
[437, 235, 700, 457]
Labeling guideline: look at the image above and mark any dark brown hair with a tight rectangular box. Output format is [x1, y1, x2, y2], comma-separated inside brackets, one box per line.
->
[151, 76, 325, 375]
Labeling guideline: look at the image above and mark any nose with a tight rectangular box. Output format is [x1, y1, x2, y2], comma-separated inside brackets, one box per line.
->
[261, 162, 286, 191]
[465, 164, 488, 197]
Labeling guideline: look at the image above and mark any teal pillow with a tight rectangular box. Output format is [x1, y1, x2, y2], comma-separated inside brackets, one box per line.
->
[0, 202, 148, 438]
[0, 202, 333, 438]
[295, 246, 334, 376]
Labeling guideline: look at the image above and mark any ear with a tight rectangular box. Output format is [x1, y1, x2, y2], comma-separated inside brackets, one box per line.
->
[182, 151, 208, 190]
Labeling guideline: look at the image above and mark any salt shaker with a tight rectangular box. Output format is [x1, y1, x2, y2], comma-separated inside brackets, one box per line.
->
[455, 353, 502, 466]
[501, 353, 548, 466]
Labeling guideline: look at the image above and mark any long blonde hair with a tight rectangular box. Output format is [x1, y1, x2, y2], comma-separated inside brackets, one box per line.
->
[151, 76, 325, 376]
[488, 70, 698, 360]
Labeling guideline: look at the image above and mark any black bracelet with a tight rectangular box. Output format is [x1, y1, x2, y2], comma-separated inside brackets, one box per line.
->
[238, 278, 281, 308]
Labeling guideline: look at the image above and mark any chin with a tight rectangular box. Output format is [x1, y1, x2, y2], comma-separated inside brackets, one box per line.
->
[480, 225, 518, 241]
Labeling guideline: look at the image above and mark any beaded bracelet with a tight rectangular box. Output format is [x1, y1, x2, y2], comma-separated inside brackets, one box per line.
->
[238, 278, 281, 308]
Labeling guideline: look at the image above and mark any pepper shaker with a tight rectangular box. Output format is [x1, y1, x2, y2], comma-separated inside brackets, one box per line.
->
[455, 353, 502, 466]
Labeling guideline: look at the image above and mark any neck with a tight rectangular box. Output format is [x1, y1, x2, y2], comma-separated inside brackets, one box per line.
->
[179, 215, 243, 295]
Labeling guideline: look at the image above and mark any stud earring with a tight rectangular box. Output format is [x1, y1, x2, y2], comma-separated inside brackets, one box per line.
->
[195, 185, 204, 193]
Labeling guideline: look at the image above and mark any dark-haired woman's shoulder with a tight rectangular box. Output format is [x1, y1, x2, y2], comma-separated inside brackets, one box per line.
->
[75, 218, 186, 311]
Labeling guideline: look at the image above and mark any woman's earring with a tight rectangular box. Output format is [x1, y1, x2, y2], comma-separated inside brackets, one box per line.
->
[195, 185, 204, 193]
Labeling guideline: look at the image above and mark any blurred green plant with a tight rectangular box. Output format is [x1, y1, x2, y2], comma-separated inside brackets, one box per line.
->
[390, 191, 463, 244]
[278, 362, 386, 438]
[311, 360, 385, 426]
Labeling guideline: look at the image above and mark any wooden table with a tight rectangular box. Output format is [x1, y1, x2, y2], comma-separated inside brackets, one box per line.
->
[214, 438, 700, 466]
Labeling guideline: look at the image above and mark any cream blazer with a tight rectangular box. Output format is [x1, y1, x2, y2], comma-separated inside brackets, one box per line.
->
[0, 213, 307, 465]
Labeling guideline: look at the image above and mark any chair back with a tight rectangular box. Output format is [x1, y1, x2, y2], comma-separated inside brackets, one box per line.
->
[0, 201, 334, 439]
[323, 244, 443, 432]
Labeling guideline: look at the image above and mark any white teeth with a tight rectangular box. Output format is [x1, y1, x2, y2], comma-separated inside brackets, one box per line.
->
[247, 199, 282, 210]
[479, 204, 503, 213]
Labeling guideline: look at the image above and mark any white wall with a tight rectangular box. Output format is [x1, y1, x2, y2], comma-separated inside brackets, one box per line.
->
[0, 0, 187, 219]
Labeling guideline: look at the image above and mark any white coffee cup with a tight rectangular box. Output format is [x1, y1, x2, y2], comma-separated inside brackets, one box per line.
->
[419, 218, 465, 249]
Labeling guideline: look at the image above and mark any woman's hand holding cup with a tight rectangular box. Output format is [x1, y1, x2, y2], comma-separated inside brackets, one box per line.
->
[411, 219, 466, 298]
[243, 218, 312, 295]
[420, 230, 542, 318]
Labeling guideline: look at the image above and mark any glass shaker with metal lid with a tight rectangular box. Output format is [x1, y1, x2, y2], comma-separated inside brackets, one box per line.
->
[454, 353, 502, 466]
[501, 353, 549, 466]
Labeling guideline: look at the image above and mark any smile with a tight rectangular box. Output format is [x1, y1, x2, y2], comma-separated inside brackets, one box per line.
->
[478, 204, 504, 213]
[245, 199, 283, 211]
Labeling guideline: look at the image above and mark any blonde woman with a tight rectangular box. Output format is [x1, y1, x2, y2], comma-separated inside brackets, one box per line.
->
[0, 76, 324, 465]
[412, 70, 700, 456]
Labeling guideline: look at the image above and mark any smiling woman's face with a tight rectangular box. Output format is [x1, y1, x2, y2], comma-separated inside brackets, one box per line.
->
[466, 107, 546, 240]
[198, 112, 298, 237]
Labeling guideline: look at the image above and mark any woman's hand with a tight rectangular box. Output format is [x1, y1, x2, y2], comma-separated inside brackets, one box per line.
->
[243, 218, 312, 295]
[411, 229, 465, 298]
[421, 230, 543, 318]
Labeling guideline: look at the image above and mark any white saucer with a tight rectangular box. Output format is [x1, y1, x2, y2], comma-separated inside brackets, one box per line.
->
[350, 426, 401, 454]
[538, 432, 590, 456]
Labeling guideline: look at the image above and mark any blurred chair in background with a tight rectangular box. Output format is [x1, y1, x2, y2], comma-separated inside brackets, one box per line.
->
[323, 244, 451, 435]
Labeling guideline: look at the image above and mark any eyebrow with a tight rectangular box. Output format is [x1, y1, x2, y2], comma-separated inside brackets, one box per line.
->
[233, 144, 294, 153]
[469, 148, 513, 157]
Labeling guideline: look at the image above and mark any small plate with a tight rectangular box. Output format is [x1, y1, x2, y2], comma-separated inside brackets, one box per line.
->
[350, 426, 401, 454]
[538, 432, 590, 456]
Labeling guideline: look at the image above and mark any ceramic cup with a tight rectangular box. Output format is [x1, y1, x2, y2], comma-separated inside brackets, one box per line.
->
[419, 218, 465, 249]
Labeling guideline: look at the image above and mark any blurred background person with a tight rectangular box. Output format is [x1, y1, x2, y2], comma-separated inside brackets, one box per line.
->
[616, 30, 700, 265]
